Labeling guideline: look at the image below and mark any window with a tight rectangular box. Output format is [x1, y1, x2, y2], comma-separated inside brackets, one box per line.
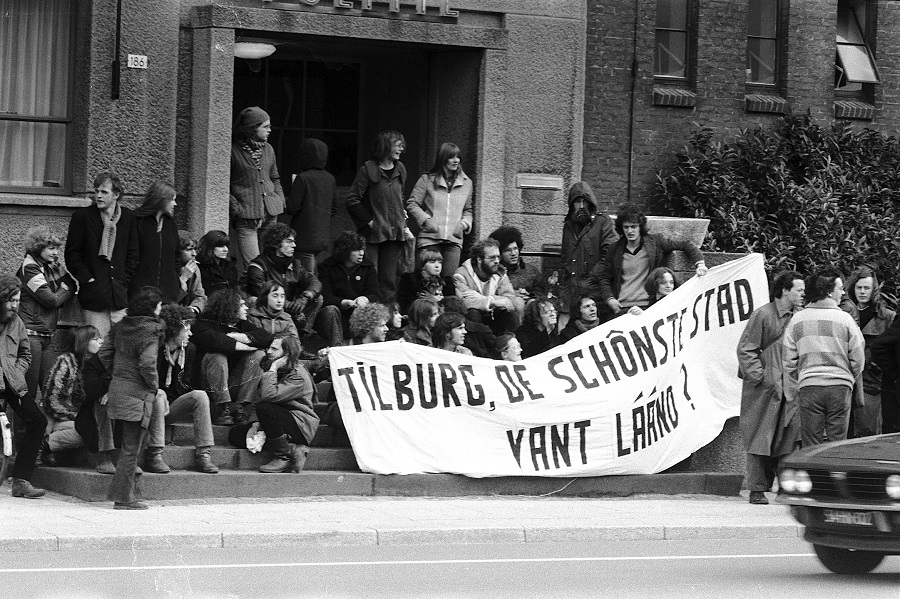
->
[747, 0, 780, 86]
[836, 0, 879, 90]
[0, 0, 73, 193]
[655, 0, 691, 80]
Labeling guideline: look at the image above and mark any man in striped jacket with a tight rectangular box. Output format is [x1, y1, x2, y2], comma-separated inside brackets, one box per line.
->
[783, 268, 865, 447]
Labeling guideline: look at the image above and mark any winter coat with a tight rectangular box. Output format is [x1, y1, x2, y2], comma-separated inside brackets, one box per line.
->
[17, 253, 74, 336]
[516, 322, 560, 359]
[559, 182, 617, 309]
[0, 316, 30, 397]
[737, 302, 799, 457]
[345, 160, 407, 243]
[64, 204, 139, 312]
[245, 252, 322, 302]
[593, 233, 704, 303]
[287, 138, 337, 254]
[258, 363, 320, 446]
[129, 214, 181, 301]
[42, 352, 84, 421]
[406, 170, 473, 248]
[189, 316, 274, 383]
[396, 270, 455, 315]
[100, 315, 163, 427]
[453, 259, 524, 318]
[229, 140, 285, 220]
[247, 305, 299, 340]
[199, 258, 239, 297]
[318, 255, 380, 308]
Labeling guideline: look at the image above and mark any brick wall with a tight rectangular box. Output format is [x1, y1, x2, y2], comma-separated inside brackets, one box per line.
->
[583, 0, 900, 213]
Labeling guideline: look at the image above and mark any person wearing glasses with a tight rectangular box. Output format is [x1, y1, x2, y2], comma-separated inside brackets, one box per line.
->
[516, 297, 561, 359]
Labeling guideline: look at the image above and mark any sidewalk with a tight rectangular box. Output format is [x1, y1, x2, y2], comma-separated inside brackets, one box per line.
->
[0, 490, 801, 552]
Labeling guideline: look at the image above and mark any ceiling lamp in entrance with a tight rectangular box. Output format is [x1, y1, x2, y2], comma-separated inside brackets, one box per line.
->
[234, 42, 276, 60]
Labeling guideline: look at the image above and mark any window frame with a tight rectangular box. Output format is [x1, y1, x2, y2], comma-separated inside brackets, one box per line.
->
[654, 0, 697, 86]
[835, 0, 879, 98]
[746, 0, 784, 90]
[0, 1, 75, 195]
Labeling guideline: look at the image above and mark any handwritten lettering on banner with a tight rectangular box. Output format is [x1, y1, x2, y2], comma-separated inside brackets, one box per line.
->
[329, 254, 769, 477]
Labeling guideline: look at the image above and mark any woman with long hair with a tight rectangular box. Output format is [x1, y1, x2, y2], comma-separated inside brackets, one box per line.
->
[406, 142, 474, 272]
[627, 267, 679, 316]
[229, 336, 319, 473]
[197, 230, 239, 297]
[248, 280, 299, 341]
[40, 325, 102, 466]
[129, 181, 181, 302]
[396, 248, 455, 315]
[345, 130, 413, 302]
[516, 296, 561, 359]
[432, 312, 472, 355]
[177, 230, 207, 314]
[401, 298, 439, 346]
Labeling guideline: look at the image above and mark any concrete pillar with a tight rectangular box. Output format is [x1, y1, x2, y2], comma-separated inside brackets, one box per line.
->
[473, 48, 506, 240]
[188, 27, 234, 235]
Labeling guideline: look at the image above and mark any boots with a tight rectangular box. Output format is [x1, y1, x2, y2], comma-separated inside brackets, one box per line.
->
[258, 435, 293, 473]
[212, 403, 233, 426]
[11, 478, 45, 499]
[194, 446, 219, 474]
[95, 450, 117, 474]
[144, 446, 171, 474]
[40, 437, 58, 467]
[290, 444, 310, 473]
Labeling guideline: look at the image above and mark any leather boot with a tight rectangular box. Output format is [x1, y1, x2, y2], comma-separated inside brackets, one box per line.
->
[95, 450, 117, 474]
[11, 478, 45, 499]
[194, 446, 219, 474]
[144, 446, 171, 474]
[290, 444, 310, 473]
[212, 403, 233, 426]
[258, 435, 292, 473]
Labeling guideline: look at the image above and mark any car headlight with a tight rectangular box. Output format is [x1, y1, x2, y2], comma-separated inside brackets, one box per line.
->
[780, 469, 797, 493]
[795, 470, 812, 494]
[887, 474, 900, 500]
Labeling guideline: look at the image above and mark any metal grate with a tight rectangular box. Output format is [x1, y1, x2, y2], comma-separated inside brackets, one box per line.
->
[809, 469, 888, 501]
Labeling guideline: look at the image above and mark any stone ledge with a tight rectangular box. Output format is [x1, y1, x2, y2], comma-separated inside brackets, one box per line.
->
[653, 87, 697, 108]
[0, 193, 91, 209]
[834, 100, 874, 120]
[744, 93, 788, 114]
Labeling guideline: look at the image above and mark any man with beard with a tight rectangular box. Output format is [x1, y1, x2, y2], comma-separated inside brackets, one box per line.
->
[453, 238, 524, 334]
[737, 271, 804, 505]
[130, 181, 181, 301]
[593, 204, 707, 320]
[559, 181, 617, 321]
[64, 172, 139, 338]
[0, 275, 46, 499]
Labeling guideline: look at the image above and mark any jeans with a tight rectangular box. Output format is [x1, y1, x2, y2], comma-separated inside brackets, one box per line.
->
[799, 384, 852, 446]
[148, 390, 214, 448]
[107, 420, 146, 504]
[82, 309, 127, 338]
[4, 389, 47, 480]
[228, 402, 310, 448]
[367, 240, 405, 303]
[295, 252, 319, 277]
[201, 351, 264, 407]
[47, 419, 84, 452]
[25, 335, 55, 404]
[314, 305, 344, 347]
[232, 215, 277, 277]
[850, 390, 882, 437]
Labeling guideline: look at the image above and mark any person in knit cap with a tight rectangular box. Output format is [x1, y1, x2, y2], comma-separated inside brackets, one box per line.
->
[0, 274, 47, 499]
[230, 106, 286, 277]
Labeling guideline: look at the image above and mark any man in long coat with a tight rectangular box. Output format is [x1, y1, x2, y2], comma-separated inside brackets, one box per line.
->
[737, 271, 804, 505]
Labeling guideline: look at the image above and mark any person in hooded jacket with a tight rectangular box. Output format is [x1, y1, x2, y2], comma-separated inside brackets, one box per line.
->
[99, 286, 165, 510]
[559, 181, 617, 320]
[287, 138, 337, 275]
[846, 266, 895, 437]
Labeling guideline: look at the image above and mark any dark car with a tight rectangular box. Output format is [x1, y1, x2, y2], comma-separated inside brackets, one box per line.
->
[776, 433, 900, 574]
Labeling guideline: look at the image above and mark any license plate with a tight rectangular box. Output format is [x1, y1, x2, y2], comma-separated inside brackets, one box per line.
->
[822, 509, 873, 526]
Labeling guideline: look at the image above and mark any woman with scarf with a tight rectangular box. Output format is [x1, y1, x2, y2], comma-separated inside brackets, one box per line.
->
[17, 225, 75, 406]
[229, 106, 285, 275]
[560, 294, 601, 343]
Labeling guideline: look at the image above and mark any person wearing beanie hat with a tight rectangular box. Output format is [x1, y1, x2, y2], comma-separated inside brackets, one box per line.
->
[0, 274, 47, 499]
[229, 106, 285, 277]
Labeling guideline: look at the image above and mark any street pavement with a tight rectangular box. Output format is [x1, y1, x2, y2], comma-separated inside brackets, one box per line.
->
[0, 489, 803, 553]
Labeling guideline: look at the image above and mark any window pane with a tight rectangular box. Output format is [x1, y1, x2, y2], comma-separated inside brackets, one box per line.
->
[0, 121, 67, 187]
[748, 0, 778, 38]
[837, 44, 879, 83]
[655, 31, 687, 77]
[836, 7, 865, 44]
[747, 39, 777, 84]
[656, 0, 687, 30]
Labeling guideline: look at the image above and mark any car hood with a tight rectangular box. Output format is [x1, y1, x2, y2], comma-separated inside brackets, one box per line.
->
[785, 433, 900, 468]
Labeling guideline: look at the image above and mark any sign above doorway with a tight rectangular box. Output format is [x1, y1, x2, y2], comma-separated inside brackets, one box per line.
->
[262, 0, 459, 19]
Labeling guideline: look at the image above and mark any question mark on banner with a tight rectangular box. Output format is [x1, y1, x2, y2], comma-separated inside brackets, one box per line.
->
[680, 364, 695, 410]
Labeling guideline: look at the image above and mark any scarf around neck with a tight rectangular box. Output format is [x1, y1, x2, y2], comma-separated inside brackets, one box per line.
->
[242, 139, 266, 169]
[98, 203, 122, 261]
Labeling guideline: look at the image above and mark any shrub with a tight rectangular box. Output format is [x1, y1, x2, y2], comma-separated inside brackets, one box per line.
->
[655, 113, 900, 302]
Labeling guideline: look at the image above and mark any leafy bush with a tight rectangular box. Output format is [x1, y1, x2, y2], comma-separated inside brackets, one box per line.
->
[655, 113, 900, 300]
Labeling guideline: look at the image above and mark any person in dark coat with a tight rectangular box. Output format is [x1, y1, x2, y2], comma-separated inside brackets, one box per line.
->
[287, 138, 337, 275]
[489, 225, 545, 303]
[129, 180, 181, 302]
[230, 106, 286, 275]
[99, 287, 165, 510]
[317, 232, 380, 340]
[197, 230, 239, 298]
[560, 294, 601, 343]
[737, 271, 804, 505]
[64, 172, 139, 337]
[559, 181, 617, 318]
[191, 289, 273, 426]
[345, 130, 413, 303]
[592, 204, 707, 320]
[396, 248, 456, 315]
[516, 297, 561, 359]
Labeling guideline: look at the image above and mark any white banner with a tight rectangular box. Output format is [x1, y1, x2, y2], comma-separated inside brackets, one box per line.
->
[329, 253, 768, 477]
